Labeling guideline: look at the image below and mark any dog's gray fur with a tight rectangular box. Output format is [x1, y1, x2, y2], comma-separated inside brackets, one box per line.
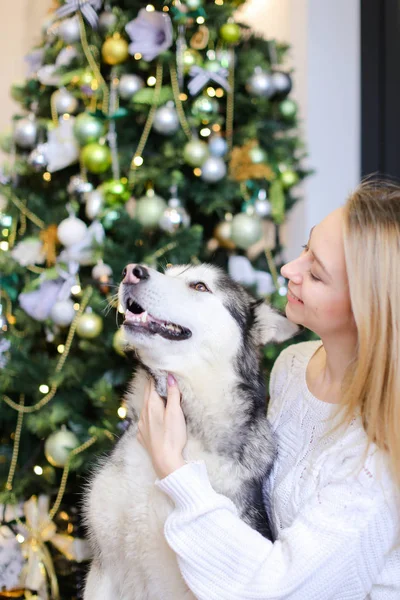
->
[83, 264, 297, 600]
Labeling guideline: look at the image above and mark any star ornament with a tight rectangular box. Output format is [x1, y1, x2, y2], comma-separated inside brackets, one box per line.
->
[125, 9, 173, 62]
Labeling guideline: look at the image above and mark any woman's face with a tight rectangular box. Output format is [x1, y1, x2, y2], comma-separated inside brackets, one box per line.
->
[281, 208, 355, 338]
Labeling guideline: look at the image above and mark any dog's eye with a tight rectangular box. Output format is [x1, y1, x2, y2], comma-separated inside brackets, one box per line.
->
[190, 281, 210, 293]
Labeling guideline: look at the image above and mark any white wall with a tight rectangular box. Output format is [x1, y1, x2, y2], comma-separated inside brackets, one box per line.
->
[240, 0, 361, 260]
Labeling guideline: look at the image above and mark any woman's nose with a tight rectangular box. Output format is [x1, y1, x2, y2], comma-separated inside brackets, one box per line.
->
[281, 259, 303, 284]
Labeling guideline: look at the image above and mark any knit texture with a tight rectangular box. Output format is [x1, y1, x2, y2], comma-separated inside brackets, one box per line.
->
[156, 341, 400, 599]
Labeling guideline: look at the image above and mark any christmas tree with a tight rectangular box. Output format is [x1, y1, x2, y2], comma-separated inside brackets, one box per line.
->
[0, 0, 310, 596]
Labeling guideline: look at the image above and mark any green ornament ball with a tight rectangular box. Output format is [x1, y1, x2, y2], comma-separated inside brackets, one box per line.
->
[249, 146, 268, 164]
[230, 213, 263, 250]
[279, 99, 298, 120]
[136, 192, 167, 229]
[204, 60, 221, 73]
[220, 23, 241, 43]
[192, 96, 219, 120]
[182, 49, 203, 74]
[73, 113, 105, 146]
[44, 429, 80, 468]
[76, 312, 103, 339]
[183, 139, 209, 167]
[281, 169, 299, 188]
[102, 178, 131, 205]
[81, 143, 111, 174]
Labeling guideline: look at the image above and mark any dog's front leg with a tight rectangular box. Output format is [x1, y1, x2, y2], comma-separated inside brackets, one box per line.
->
[84, 559, 115, 600]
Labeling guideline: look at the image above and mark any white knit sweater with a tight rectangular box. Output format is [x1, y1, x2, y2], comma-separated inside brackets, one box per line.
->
[156, 341, 400, 599]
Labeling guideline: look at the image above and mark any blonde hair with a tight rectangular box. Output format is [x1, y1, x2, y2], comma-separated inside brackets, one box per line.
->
[341, 178, 400, 490]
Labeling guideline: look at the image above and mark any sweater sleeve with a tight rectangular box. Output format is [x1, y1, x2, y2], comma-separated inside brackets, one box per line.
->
[155, 461, 398, 600]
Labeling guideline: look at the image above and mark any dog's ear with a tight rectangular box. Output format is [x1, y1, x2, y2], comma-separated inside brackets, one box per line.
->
[253, 301, 299, 345]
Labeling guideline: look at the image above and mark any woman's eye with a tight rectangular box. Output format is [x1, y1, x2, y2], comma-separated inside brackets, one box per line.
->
[309, 272, 320, 282]
[191, 282, 210, 293]
[301, 244, 309, 253]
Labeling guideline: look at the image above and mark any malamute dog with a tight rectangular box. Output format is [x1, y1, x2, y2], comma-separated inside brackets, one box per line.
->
[84, 263, 296, 600]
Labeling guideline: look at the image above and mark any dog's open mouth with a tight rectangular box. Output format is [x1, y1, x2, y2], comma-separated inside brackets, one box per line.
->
[124, 298, 192, 341]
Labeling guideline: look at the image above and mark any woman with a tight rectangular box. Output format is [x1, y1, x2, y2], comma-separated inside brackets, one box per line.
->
[137, 180, 400, 599]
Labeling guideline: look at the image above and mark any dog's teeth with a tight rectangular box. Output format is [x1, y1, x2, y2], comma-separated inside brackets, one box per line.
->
[141, 311, 148, 323]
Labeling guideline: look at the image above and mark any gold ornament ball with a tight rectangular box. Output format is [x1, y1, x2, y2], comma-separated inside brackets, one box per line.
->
[76, 312, 103, 339]
[113, 328, 129, 356]
[44, 429, 80, 468]
[214, 220, 236, 250]
[102, 35, 129, 65]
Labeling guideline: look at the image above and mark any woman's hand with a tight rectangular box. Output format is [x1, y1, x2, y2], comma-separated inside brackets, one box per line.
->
[137, 374, 187, 479]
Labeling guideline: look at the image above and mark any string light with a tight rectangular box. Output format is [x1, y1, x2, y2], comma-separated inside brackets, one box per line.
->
[179, 93, 188, 101]
[162, 5, 169, 10]
[200, 127, 211, 137]
[57, 344, 65, 354]
[16, 534, 25, 544]
[62, 114, 70, 120]
[43, 172, 51, 182]
[133, 156, 144, 166]
[73, 303, 80, 310]
[196, 16, 205, 24]
[212, 124, 221, 132]
[71, 285, 81, 295]
[215, 88, 224, 98]
[147, 76, 157, 86]
[39, 385, 50, 394]
[0, 241, 9, 251]
[34, 465, 43, 475]
[194, 168, 202, 176]
[117, 406, 127, 419]
[134, 53, 142, 60]
[207, 87, 216, 97]
[146, 4, 155, 11]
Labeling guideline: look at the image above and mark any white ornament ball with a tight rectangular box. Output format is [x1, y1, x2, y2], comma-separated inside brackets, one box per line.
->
[230, 213, 263, 250]
[153, 104, 180, 135]
[92, 262, 113, 280]
[57, 216, 87, 247]
[200, 156, 227, 183]
[85, 189, 104, 220]
[44, 429, 80, 467]
[208, 135, 228, 157]
[246, 68, 275, 98]
[58, 16, 80, 44]
[136, 193, 167, 229]
[52, 88, 79, 115]
[183, 139, 209, 167]
[14, 117, 38, 148]
[118, 74, 144, 100]
[50, 299, 76, 327]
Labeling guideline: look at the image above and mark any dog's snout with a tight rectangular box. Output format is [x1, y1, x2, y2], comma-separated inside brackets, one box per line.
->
[122, 264, 150, 284]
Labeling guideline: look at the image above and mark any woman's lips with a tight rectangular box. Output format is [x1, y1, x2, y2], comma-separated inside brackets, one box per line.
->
[287, 288, 304, 304]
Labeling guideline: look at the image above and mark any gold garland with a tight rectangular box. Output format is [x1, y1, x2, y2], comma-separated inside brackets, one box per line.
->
[128, 62, 164, 186]
[5, 396, 25, 492]
[78, 12, 109, 114]
[226, 49, 235, 152]
[1, 287, 93, 414]
[169, 64, 192, 140]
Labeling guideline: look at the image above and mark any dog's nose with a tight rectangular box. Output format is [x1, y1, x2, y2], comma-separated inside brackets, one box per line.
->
[122, 264, 150, 284]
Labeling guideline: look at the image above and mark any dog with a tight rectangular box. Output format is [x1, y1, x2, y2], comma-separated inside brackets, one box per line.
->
[83, 263, 297, 600]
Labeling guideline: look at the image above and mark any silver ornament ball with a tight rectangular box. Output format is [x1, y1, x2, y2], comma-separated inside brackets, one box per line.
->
[50, 299, 76, 327]
[67, 175, 93, 198]
[254, 197, 271, 218]
[28, 147, 48, 171]
[246, 68, 275, 98]
[271, 71, 292, 97]
[98, 11, 117, 33]
[159, 198, 190, 233]
[118, 74, 144, 100]
[208, 135, 228, 157]
[136, 193, 167, 229]
[52, 89, 79, 115]
[153, 104, 180, 135]
[58, 16, 81, 44]
[14, 117, 38, 149]
[231, 213, 263, 250]
[92, 262, 113, 280]
[200, 156, 227, 183]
